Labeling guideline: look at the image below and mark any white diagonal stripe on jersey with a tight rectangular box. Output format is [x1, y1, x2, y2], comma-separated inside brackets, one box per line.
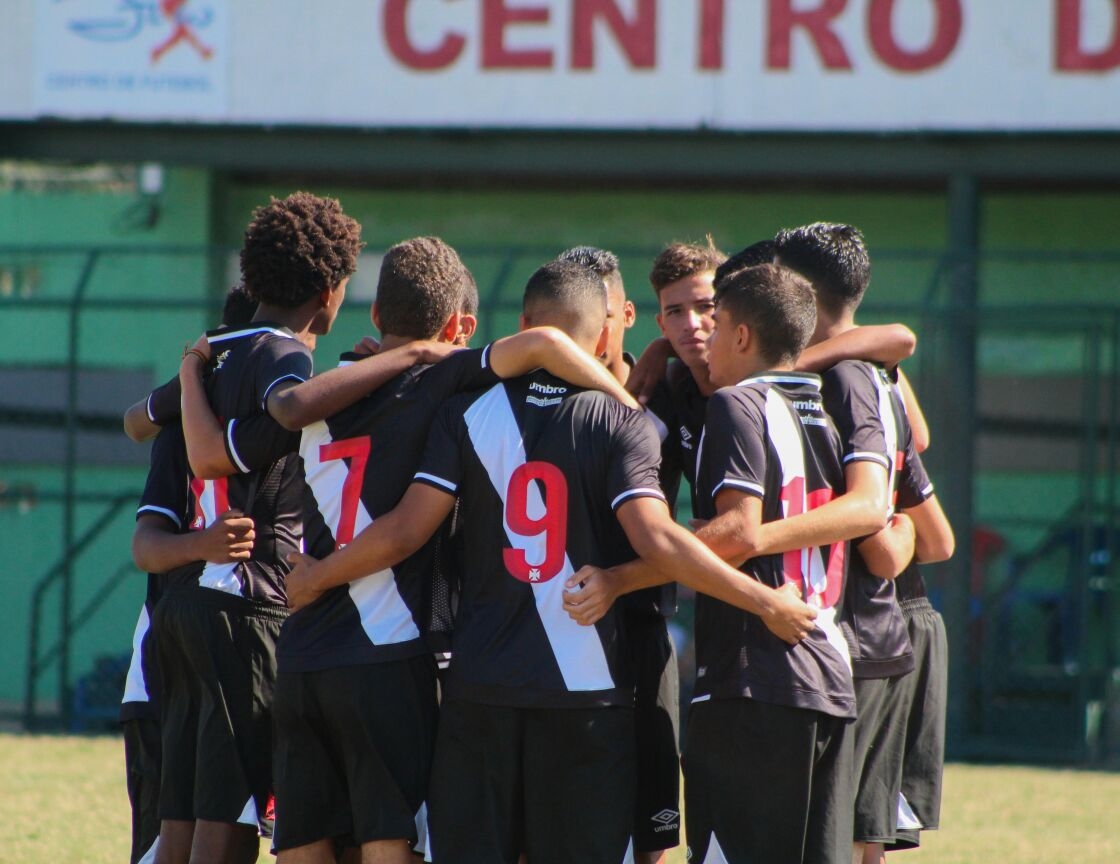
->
[196, 479, 243, 595]
[121, 605, 151, 704]
[765, 389, 851, 673]
[300, 421, 419, 646]
[874, 368, 901, 517]
[701, 832, 731, 864]
[464, 385, 615, 693]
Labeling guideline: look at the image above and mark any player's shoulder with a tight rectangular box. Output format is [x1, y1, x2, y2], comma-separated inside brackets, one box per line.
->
[822, 357, 876, 388]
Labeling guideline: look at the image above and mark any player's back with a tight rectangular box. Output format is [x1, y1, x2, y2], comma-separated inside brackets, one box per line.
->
[192, 323, 310, 605]
[413, 369, 665, 709]
[282, 347, 498, 671]
[693, 372, 855, 720]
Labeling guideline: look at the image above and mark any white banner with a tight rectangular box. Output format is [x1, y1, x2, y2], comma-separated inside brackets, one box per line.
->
[16, 0, 1120, 130]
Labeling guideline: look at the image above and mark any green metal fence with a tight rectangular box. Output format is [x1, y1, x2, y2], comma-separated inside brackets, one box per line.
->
[1, 243, 1117, 763]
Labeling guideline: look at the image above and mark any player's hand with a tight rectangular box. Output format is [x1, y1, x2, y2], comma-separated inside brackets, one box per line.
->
[562, 565, 619, 626]
[760, 581, 817, 645]
[626, 338, 675, 406]
[198, 508, 255, 563]
[352, 335, 381, 356]
[180, 333, 211, 367]
[286, 552, 324, 612]
[413, 340, 462, 365]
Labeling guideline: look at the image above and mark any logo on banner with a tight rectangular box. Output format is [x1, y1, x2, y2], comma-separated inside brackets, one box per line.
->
[35, 0, 228, 118]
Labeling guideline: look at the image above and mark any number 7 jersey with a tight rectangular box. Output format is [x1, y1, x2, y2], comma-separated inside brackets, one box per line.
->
[412, 370, 667, 709]
[693, 372, 856, 720]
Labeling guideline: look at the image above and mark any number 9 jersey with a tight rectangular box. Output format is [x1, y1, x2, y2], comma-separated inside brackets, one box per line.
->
[412, 369, 667, 709]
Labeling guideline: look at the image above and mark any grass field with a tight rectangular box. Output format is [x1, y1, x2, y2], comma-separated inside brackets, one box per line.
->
[4, 731, 1120, 863]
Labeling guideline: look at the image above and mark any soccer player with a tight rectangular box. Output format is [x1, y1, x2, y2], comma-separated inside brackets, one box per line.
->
[775, 223, 921, 862]
[558, 245, 682, 864]
[178, 238, 656, 864]
[154, 192, 363, 864]
[121, 286, 260, 864]
[284, 260, 818, 864]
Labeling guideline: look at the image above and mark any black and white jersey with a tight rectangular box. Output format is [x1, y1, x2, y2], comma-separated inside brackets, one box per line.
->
[279, 347, 500, 673]
[413, 370, 666, 709]
[122, 423, 197, 721]
[183, 323, 308, 606]
[666, 361, 709, 512]
[823, 360, 915, 679]
[693, 372, 856, 720]
[895, 435, 936, 602]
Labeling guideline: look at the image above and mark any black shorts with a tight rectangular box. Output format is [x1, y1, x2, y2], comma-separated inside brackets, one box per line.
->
[852, 675, 910, 843]
[887, 599, 948, 851]
[271, 656, 438, 851]
[123, 716, 161, 864]
[683, 698, 854, 864]
[429, 700, 635, 864]
[628, 611, 681, 853]
[153, 587, 286, 828]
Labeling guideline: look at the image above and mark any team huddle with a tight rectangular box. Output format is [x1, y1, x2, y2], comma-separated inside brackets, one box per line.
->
[119, 192, 955, 864]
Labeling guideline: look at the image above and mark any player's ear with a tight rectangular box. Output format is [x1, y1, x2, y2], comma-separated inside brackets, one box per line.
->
[735, 321, 751, 354]
[439, 310, 462, 344]
[594, 324, 610, 359]
[318, 286, 332, 309]
[456, 313, 478, 346]
[623, 300, 637, 329]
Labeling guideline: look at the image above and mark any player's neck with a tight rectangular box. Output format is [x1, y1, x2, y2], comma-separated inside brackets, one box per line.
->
[253, 303, 320, 346]
[809, 314, 856, 346]
[379, 333, 416, 352]
[688, 362, 719, 397]
[608, 355, 630, 386]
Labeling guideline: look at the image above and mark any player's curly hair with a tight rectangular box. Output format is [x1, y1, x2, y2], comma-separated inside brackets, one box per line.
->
[377, 236, 470, 340]
[240, 192, 363, 308]
[648, 237, 726, 294]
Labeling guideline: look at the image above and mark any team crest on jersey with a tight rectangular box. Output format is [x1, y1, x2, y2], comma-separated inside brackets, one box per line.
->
[680, 426, 694, 450]
[214, 349, 231, 370]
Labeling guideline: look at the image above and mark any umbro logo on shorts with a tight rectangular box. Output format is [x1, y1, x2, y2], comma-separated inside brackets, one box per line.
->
[651, 808, 680, 831]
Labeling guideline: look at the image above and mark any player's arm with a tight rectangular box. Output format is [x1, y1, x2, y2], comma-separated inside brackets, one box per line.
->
[625, 336, 675, 405]
[795, 324, 916, 373]
[905, 495, 955, 563]
[695, 461, 888, 565]
[178, 342, 235, 479]
[897, 368, 930, 453]
[132, 510, 255, 573]
[854, 512, 916, 579]
[488, 326, 639, 409]
[264, 340, 459, 431]
[285, 482, 455, 611]
[565, 499, 815, 644]
[123, 374, 181, 442]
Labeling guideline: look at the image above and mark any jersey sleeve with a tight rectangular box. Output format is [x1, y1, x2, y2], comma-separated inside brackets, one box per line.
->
[233, 334, 313, 411]
[136, 423, 189, 528]
[421, 346, 501, 403]
[146, 374, 182, 427]
[701, 389, 768, 502]
[225, 411, 301, 474]
[606, 409, 667, 512]
[897, 435, 935, 510]
[821, 361, 891, 470]
[412, 398, 467, 496]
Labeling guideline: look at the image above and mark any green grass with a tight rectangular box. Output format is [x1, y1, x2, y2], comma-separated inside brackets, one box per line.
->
[4, 732, 1120, 863]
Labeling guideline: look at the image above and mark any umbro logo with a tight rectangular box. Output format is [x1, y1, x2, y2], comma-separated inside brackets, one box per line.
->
[680, 426, 694, 449]
[651, 808, 680, 832]
[214, 349, 231, 370]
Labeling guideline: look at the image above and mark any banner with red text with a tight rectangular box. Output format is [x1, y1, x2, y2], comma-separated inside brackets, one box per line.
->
[11, 0, 1120, 130]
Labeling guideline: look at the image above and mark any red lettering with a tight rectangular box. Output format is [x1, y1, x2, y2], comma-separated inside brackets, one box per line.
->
[383, 0, 465, 70]
[767, 0, 852, 70]
[867, 0, 961, 72]
[482, 0, 553, 69]
[1056, 0, 1120, 71]
[698, 0, 724, 70]
[571, 0, 656, 69]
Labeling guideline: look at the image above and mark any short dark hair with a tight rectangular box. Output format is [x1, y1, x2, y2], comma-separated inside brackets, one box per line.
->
[377, 237, 468, 340]
[220, 285, 257, 328]
[523, 260, 607, 344]
[240, 192, 363, 308]
[714, 239, 777, 289]
[774, 222, 870, 315]
[649, 238, 726, 294]
[460, 267, 479, 316]
[715, 264, 817, 365]
[558, 245, 623, 296]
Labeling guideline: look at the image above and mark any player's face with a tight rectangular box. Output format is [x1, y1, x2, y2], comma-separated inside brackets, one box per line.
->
[656, 272, 716, 369]
[706, 305, 738, 387]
